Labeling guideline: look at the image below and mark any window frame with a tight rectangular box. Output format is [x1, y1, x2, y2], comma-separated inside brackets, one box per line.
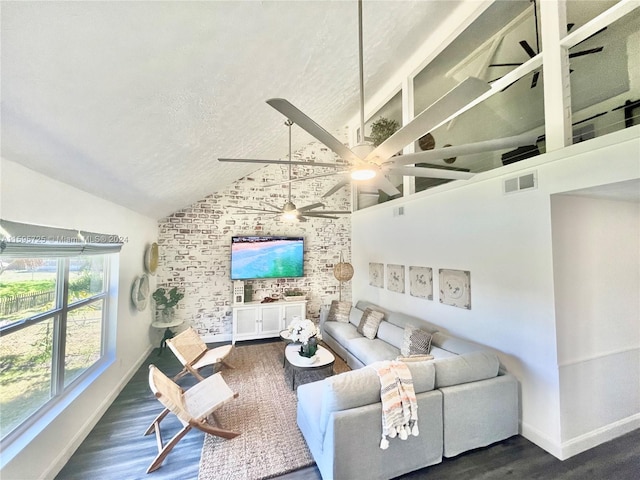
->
[0, 251, 114, 447]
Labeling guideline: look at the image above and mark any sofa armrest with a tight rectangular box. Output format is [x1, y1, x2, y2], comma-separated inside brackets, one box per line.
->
[440, 373, 519, 457]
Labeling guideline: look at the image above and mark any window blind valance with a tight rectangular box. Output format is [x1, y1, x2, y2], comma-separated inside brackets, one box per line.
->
[0, 219, 124, 257]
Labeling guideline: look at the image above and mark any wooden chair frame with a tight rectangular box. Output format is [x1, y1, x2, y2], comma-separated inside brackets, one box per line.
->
[144, 364, 240, 473]
[166, 327, 234, 382]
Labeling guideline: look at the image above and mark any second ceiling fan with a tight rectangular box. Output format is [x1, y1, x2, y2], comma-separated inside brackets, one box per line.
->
[219, 0, 539, 198]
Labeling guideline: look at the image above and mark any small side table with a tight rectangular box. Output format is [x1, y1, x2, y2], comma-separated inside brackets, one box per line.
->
[151, 318, 184, 355]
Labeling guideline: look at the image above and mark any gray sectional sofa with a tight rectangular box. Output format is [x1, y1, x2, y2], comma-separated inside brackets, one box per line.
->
[296, 300, 519, 480]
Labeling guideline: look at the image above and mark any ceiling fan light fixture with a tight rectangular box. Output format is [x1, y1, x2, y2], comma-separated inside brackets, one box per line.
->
[351, 168, 376, 181]
[281, 211, 299, 222]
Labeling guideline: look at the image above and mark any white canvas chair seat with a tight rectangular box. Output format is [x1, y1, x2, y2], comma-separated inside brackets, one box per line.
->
[144, 364, 240, 473]
[166, 327, 234, 381]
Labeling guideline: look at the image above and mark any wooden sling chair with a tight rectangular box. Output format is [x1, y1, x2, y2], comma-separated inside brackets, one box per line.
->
[166, 327, 234, 382]
[144, 364, 240, 473]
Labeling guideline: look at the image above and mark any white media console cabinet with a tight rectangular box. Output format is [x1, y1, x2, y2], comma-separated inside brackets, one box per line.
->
[232, 299, 307, 344]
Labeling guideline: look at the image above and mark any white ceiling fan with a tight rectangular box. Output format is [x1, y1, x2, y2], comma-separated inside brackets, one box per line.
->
[219, 0, 539, 198]
[227, 120, 351, 222]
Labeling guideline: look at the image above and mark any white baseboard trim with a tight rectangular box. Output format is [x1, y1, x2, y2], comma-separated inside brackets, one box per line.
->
[521, 414, 640, 461]
[202, 333, 233, 343]
[45, 344, 155, 479]
[520, 421, 563, 459]
[559, 414, 640, 460]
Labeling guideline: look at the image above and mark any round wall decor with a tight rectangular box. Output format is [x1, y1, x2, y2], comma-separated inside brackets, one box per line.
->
[131, 274, 150, 311]
[145, 242, 159, 274]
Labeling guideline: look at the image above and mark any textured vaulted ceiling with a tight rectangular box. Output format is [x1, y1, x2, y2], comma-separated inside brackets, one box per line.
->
[1, 0, 470, 219]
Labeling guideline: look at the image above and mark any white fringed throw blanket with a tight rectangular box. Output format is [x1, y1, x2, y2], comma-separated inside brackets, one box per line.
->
[370, 360, 419, 449]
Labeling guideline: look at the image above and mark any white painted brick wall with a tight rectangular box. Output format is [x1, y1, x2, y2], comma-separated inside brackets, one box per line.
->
[157, 138, 352, 338]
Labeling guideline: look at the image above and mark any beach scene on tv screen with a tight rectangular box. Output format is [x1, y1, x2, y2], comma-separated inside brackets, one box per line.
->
[232, 237, 304, 279]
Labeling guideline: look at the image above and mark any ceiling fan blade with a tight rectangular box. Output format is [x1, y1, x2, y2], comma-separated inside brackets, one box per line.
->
[387, 166, 474, 180]
[573, 26, 607, 47]
[389, 132, 539, 167]
[227, 205, 280, 214]
[530, 71, 540, 88]
[368, 176, 401, 197]
[261, 201, 284, 211]
[307, 210, 351, 215]
[519, 40, 538, 58]
[266, 98, 361, 164]
[568, 46, 604, 58]
[302, 214, 340, 220]
[322, 178, 351, 198]
[218, 158, 338, 168]
[298, 202, 325, 212]
[263, 170, 346, 188]
[489, 62, 524, 67]
[364, 77, 489, 163]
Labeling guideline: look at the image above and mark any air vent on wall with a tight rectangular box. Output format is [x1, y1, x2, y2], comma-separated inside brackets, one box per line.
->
[393, 206, 405, 217]
[504, 171, 537, 194]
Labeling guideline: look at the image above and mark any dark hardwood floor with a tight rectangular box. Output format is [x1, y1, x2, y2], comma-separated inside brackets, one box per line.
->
[56, 341, 640, 480]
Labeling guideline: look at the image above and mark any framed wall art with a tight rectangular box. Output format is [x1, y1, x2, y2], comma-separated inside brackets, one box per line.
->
[386, 264, 405, 294]
[409, 266, 433, 300]
[439, 269, 471, 309]
[369, 262, 384, 288]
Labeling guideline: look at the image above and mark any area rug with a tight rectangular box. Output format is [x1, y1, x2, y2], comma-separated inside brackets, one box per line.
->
[198, 341, 349, 480]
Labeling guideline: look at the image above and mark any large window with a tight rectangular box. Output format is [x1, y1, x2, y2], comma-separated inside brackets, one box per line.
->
[0, 221, 121, 443]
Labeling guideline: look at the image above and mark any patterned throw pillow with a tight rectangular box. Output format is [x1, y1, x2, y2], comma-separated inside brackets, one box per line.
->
[357, 308, 385, 340]
[401, 325, 433, 356]
[327, 300, 352, 323]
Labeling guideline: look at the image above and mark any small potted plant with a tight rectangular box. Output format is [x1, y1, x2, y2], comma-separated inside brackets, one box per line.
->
[283, 289, 306, 302]
[152, 287, 184, 322]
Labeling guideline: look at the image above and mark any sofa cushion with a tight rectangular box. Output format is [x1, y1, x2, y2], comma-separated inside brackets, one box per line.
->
[397, 354, 434, 362]
[386, 311, 439, 334]
[357, 308, 385, 339]
[433, 351, 499, 388]
[323, 320, 361, 345]
[345, 337, 400, 365]
[327, 300, 352, 323]
[349, 307, 364, 327]
[431, 332, 487, 355]
[401, 325, 433, 356]
[354, 300, 390, 317]
[318, 361, 436, 436]
[429, 346, 458, 360]
[375, 321, 404, 350]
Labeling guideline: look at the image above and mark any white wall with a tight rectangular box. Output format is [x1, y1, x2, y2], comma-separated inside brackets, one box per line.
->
[350, 127, 640, 459]
[551, 193, 640, 456]
[0, 159, 159, 479]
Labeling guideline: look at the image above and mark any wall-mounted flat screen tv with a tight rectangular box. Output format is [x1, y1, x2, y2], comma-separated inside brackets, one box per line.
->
[231, 236, 304, 280]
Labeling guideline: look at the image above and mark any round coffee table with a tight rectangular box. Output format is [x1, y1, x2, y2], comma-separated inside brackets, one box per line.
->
[284, 343, 335, 390]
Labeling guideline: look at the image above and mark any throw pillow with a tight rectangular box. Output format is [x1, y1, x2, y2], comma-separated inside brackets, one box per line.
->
[401, 325, 433, 356]
[327, 300, 352, 323]
[357, 308, 385, 340]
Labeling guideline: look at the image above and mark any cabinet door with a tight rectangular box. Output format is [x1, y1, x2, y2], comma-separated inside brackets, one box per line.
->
[283, 302, 306, 327]
[260, 305, 282, 334]
[236, 308, 257, 336]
